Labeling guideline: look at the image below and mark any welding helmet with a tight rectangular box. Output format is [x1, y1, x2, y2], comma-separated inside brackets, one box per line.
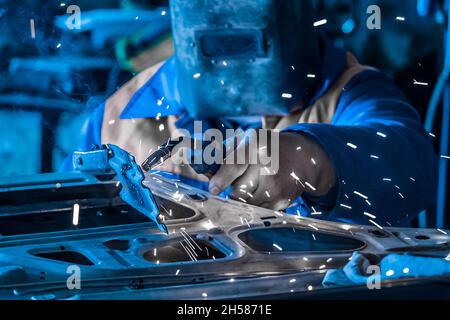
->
[170, 0, 321, 118]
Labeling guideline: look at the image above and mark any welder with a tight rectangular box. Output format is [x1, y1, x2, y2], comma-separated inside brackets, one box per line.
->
[67, 0, 438, 227]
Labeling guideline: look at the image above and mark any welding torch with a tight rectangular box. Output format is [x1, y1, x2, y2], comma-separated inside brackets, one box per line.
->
[141, 136, 224, 176]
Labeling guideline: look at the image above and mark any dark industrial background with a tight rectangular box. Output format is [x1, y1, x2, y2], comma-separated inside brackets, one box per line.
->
[0, 0, 447, 227]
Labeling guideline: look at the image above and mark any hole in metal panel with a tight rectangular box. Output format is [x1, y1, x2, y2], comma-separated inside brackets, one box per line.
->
[238, 228, 365, 253]
[369, 229, 391, 238]
[0, 196, 195, 236]
[103, 239, 130, 251]
[34, 251, 94, 266]
[415, 235, 431, 240]
[260, 216, 277, 221]
[143, 240, 226, 263]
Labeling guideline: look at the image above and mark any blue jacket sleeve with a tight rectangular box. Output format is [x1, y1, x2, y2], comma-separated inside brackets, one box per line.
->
[60, 103, 105, 171]
[286, 70, 438, 227]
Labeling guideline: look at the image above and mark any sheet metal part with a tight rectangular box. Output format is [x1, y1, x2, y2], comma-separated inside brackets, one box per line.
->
[0, 172, 448, 299]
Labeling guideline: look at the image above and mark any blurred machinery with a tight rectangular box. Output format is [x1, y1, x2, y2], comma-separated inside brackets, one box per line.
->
[0, 1, 170, 174]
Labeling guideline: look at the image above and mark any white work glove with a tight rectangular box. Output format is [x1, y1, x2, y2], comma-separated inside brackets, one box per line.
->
[209, 130, 337, 211]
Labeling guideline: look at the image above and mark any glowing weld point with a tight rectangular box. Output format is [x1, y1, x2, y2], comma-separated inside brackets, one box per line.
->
[377, 132, 387, 138]
[311, 158, 317, 165]
[161, 10, 167, 16]
[370, 155, 380, 159]
[108, 120, 115, 125]
[282, 93, 293, 99]
[441, 155, 450, 160]
[307, 285, 313, 291]
[403, 268, 410, 274]
[72, 204, 80, 226]
[265, 191, 271, 198]
[159, 124, 165, 131]
[56, 43, 61, 49]
[347, 142, 357, 149]
[383, 178, 392, 182]
[289, 279, 297, 283]
[437, 229, 448, 235]
[396, 16, 405, 21]
[308, 224, 319, 231]
[202, 292, 208, 298]
[273, 243, 283, 251]
[193, 73, 201, 79]
[175, 269, 180, 275]
[307, 74, 316, 78]
[313, 19, 327, 27]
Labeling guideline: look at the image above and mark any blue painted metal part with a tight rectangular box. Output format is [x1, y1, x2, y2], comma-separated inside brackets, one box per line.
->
[73, 145, 167, 234]
[73, 148, 110, 172]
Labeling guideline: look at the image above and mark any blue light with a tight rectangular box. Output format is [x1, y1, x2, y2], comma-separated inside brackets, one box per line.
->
[341, 19, 355, 34]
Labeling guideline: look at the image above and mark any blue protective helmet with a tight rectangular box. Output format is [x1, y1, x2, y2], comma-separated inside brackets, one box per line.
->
[170, 0, 321, 118]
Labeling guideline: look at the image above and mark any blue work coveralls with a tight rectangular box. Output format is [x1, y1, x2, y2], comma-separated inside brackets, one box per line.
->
[64, 41, 438, 228]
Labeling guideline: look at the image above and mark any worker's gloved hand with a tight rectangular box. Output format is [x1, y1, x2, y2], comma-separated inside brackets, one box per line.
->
[208, 130, 337, 211]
